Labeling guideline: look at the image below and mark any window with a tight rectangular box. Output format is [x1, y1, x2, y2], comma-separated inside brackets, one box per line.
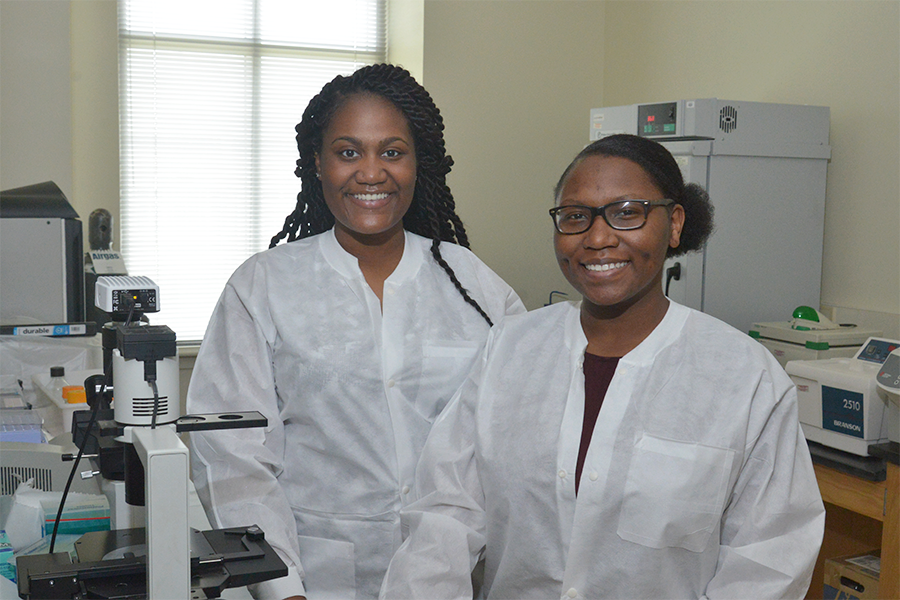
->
[118, 0, 386, 341]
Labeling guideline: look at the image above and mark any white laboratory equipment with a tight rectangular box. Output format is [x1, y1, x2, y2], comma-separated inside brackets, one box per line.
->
[876, 347, 900, 446]
[750, 306, 882, 368]
[786, 337, 900, 456]
[589, 99, 830, 335]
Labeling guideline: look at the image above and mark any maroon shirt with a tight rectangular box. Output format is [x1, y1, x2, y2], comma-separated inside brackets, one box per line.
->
[576, 353, 620, 495]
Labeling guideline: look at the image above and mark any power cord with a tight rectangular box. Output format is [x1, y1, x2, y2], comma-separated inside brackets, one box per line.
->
[49, 296, 137, 553]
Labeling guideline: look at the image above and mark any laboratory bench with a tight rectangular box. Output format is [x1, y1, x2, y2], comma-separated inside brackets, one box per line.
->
[805, 442, 899, 600]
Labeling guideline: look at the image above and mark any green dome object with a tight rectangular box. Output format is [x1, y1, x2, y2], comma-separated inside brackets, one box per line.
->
[792, 305, 820, 322]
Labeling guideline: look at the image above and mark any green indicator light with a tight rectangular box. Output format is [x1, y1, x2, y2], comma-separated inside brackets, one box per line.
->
[644, 124, 653, 133]
[664, 124, 675, 132]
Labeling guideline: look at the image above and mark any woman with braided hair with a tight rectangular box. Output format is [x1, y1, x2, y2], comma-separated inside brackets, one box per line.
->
[187, 64, 524, 600]
[270, 63, 500, 323]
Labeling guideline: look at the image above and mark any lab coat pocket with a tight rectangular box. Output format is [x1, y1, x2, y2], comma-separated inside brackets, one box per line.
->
[296, 534, 355, 600]
[417, 342, 481, 420]
[616, 433, 734, 553]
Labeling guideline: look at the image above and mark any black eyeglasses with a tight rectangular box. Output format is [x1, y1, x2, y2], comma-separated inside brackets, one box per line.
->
[549, 199, 675, 234]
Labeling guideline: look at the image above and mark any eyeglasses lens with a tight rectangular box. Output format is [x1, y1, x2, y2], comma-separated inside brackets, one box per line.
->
[554, 207, 592, 234]
[606, 201, 646, 230]
[554, 201, 647, 233]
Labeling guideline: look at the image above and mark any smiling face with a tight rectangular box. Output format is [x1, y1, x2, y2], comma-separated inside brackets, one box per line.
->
[554, 154, 684, 319]
[315, 93, 417, 249]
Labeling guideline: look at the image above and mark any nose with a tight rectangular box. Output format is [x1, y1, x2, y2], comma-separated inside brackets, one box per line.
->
[582, 213, 618, 249]
[356, 156, 387, 185]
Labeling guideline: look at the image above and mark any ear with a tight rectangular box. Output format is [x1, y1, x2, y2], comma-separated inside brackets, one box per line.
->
[669, 203, 685, 249]
[314, 153, 321, 176]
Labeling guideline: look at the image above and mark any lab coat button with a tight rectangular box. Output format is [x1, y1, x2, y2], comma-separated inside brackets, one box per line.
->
[566, 588, 578, 598]
[589, 471, 598, 481]
[558, 469, 567, 479]
[402, 485, 410, 495]
[387, 379, 396, 388]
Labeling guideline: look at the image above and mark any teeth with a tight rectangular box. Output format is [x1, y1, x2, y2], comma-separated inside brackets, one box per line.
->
[353, 193, 389, 201]
[585, 261, 627, 272]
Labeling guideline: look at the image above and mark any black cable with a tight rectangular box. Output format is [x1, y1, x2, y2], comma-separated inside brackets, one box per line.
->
[149, 379, 160, 429]
[50, 297, 151, 551]
[49, 366, 111, 554]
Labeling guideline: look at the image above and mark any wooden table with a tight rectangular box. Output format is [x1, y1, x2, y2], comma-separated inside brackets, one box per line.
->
[810, 460, 899, 599]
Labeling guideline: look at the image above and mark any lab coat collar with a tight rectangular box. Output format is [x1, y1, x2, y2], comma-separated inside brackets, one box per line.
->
[620, 300, 690, 366]
[563, 302, 589, 361]
[566, 299, 691, 366]
[319, 228, 424, 284]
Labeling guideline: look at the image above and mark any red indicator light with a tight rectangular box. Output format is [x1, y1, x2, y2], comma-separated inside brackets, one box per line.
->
[647, 115, 655, 122]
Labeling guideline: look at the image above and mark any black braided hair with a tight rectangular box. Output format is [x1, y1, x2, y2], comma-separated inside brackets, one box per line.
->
[270, 63, 493, 326]
[554, 134, 714, 258]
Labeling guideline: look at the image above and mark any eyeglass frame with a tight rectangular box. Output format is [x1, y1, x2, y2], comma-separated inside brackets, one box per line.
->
[548, 199, 676, 234]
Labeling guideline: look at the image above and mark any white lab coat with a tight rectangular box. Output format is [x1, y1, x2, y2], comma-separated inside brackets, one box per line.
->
[381, 300, 825, 600]
[187, 229, 525, 600]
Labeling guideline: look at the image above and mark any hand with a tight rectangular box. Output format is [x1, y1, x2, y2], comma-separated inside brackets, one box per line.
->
[283, 597, 306, 600]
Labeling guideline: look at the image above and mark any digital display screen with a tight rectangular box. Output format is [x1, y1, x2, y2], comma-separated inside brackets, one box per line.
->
[637, 102, 677, 137]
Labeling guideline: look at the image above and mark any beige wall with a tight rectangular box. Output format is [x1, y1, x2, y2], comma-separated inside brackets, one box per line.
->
[424, 0, 605, 308]
[602, 0, 900, 331]
[388, 0, 425, 83]
[71, 0, 120, 241]
[0, 0, 73, 198]
[2, 0, 897, 335]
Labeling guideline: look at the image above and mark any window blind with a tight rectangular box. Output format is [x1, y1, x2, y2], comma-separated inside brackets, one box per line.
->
[118, 0, 386, 341]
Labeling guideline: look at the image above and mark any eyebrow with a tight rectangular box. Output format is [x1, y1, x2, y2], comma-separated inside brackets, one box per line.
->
[329, 135, 411, 147]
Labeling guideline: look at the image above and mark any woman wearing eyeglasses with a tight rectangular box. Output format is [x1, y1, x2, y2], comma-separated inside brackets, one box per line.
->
[380, 134, 825, 599]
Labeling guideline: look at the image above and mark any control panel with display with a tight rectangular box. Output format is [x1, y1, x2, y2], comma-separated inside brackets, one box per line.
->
[637, 102, 678, 137]
[877, 348, 900, 394]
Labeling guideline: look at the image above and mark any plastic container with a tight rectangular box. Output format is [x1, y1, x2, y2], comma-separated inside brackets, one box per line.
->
[0, 409, 43, 443]
[46, 367, 70, 403]
[62, 386, 86, 404]
[31, 369, 101, 438]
